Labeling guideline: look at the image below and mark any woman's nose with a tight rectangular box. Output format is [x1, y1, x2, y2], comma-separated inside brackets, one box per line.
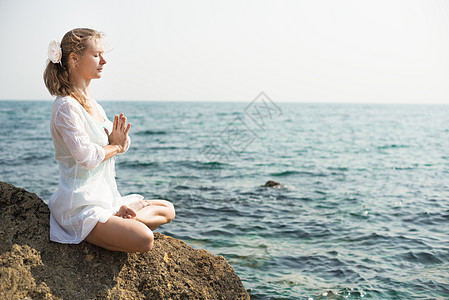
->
[100, 54, 107, 65]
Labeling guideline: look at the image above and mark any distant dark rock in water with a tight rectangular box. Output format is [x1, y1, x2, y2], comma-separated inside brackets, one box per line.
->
[0, 181, 249, 299]
[261, 180, 283, 188]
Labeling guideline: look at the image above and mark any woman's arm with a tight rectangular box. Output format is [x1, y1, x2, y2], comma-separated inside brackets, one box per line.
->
[55, 102, 106, 170]
[103, 144, 123, 162]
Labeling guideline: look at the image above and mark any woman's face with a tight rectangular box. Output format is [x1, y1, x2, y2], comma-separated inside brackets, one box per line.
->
[72, 38, 107, 81]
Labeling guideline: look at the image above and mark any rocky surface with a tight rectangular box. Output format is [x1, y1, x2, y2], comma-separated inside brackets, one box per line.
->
[0, 181, 249, 299]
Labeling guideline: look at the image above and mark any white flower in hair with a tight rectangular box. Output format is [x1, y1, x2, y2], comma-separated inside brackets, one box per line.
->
[48, 39, 62, 64]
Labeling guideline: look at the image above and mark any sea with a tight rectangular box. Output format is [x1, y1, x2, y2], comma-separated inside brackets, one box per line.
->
[1, 99, 448, 299]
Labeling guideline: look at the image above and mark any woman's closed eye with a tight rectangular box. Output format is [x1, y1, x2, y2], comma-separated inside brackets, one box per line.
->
[92, 51, 103, 57]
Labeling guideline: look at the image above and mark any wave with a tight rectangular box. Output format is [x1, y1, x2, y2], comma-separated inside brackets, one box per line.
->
[117, 160, 159, 168]
[377, 144, 410, 149]
[25, 136, 52, 141]
[327, 166, 348, 171]
[176, 160, 229, 170]
[135, 130, 169, 135]
[269, 170, 327, 177]
[148, 146, 181, 150]
[7, 153, 54, 164]
[396, 250, 445, 265]
[201, 229, 235, 237]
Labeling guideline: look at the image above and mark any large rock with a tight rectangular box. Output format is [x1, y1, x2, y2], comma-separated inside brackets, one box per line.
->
[0, 181, 249, 299]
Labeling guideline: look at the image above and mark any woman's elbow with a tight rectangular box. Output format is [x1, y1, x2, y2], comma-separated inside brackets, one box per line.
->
[75, 149, 105, 170]
[77, 157, 102, 170]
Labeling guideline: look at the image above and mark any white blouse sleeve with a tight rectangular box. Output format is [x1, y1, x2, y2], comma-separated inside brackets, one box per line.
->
[55, 102, 106, 170]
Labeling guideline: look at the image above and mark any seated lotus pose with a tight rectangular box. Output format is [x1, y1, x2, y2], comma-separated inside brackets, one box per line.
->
[43, 28, 175, 253]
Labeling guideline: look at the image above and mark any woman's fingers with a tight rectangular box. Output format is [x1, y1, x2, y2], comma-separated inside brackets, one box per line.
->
[112, 113, 131, 143]
[118, 113, 127, 131]
[125, 123, 131, 135]
[122, 116, 127, 131]
[118, 113, 123, 130]
[113, 115, 118, 131]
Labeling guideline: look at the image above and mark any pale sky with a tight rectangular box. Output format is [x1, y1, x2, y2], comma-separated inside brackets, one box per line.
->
[1, 0, 449, 103]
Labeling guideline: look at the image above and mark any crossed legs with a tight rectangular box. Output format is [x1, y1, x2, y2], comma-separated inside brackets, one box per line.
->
[85, 200, 175, 253]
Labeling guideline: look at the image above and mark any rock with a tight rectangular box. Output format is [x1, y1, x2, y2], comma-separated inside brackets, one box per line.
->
[261, 180, 283, 188]
[0, 181, 249, 299]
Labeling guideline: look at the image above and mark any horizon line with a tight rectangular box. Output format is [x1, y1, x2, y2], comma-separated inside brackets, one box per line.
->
[1, 98, 449, 105]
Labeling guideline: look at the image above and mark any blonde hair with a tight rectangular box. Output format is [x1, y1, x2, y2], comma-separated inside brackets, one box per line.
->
[43, 28, 103, 112]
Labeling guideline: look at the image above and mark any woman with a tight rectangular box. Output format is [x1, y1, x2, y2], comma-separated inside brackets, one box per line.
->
[43, 28, 175, 253]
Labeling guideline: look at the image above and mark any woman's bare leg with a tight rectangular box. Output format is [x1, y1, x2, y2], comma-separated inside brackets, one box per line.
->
[85, 200, 175, 252]
[85, 216, 154, 253]
[135, 200, 175, 231]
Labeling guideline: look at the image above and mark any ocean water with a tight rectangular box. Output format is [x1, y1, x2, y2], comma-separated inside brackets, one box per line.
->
[1, 99, 449, 299]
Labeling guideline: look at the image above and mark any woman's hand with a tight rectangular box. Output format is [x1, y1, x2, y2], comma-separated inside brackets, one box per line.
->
[104, 113, 131, 153]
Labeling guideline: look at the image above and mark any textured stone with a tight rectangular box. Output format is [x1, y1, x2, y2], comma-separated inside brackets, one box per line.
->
[0, 181, 249, 299]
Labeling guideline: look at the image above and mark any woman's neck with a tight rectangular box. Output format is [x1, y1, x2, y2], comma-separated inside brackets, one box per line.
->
[69, 74, 92, 99]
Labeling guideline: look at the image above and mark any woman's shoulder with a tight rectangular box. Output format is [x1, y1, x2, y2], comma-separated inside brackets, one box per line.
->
[52, 96, 83, 115]
[54, 95, 77, 105]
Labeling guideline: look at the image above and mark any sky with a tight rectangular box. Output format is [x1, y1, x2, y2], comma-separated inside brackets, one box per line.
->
[1, 0, 449, 103]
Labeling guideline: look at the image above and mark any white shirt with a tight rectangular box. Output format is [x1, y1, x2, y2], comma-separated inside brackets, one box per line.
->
[48, 96, 143, 244]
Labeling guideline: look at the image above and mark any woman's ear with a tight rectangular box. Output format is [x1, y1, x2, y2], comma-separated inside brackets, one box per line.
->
[69, 52, 79, 68]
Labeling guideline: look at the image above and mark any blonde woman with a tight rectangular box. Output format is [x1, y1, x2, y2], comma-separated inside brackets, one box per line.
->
[44, 28, 175, 253]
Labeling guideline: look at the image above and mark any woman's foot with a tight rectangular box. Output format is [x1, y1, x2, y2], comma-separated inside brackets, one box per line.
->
[115, 200, 152, 219]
